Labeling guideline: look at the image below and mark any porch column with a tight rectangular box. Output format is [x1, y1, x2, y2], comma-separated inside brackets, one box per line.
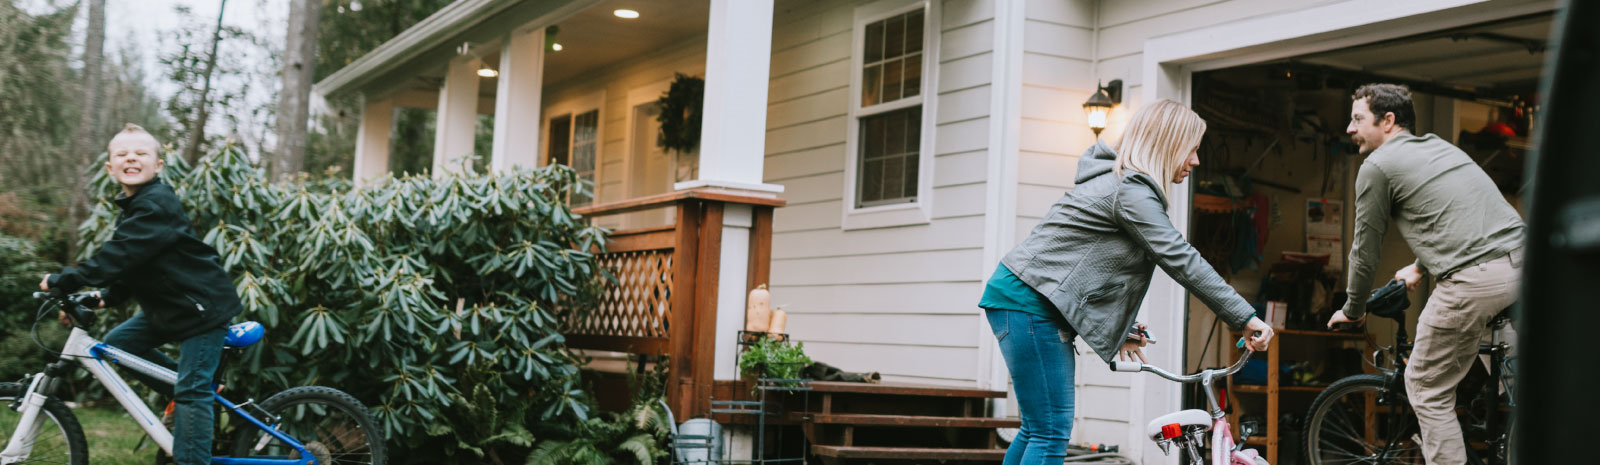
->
[491, 27, 545, 172]
[433, 55, 482, 175]
[353, 97, 393, 184]
[678, 0, 782, 193]
[682, 0, 786, 386]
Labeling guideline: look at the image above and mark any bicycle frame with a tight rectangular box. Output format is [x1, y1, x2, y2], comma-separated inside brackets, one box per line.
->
[2, 327, 316, 465]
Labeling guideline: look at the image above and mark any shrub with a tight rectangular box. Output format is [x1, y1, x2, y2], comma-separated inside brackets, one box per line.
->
[74, 146, 610, 463]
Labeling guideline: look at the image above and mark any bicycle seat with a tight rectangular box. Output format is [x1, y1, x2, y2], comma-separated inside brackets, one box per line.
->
[1488, 305, 1516, 329]
[1146, 409, 1211, 438]
[225, 321, 265, 348]
[1367, 279, 1410, 320]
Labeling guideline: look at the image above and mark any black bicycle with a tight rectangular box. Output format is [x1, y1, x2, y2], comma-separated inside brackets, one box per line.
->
[1303, 282, 1516, 465]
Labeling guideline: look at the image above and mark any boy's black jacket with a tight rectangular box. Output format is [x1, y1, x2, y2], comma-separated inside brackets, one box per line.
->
[51, 178, 243, 341]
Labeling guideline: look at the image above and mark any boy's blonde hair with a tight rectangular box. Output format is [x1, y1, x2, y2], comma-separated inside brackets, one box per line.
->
[1112, 99, 1206, 200]
[109, 123, 161, 152]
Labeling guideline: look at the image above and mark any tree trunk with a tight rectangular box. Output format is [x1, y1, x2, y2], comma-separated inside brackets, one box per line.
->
[182, 0, 229, 165]
[273, 0, 320, 180]
[66, 0, 105, 257]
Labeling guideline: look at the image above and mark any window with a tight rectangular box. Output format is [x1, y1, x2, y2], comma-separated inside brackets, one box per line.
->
[856, 8, 925, 208]
[547, 109, 599, 206]
[845, 1, 936, 228]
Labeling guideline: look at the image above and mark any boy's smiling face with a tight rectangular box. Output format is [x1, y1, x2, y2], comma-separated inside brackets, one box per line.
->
[104, 132, 164, 192]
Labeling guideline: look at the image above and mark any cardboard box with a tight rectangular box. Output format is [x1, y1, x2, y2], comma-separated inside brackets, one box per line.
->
[1266, 301, 1289, 329]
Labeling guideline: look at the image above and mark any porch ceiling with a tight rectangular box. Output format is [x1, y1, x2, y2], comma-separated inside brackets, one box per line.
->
[1296, 14, 1552, 91]
[541, 0, 709, 88]
[318, 0, 710, 104]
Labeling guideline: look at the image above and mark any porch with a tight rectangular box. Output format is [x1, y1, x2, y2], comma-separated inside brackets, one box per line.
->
[312, 0, 788, 421]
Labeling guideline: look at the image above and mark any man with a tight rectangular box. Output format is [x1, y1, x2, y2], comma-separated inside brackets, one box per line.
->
[1327, 84, 1524, 465]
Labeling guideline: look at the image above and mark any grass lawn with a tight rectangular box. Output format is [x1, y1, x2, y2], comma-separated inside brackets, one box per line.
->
[75, 406, 159, 465]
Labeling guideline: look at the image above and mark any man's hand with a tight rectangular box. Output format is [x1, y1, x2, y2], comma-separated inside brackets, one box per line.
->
[1244, 317, 1274, 351]
[1395, 264, 1423, 291]
[39, 274, 50, 291]
[1327, 310, 1364, 329]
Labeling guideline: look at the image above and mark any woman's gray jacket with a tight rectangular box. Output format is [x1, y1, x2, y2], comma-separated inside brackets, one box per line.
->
[1000, 141, 1256, 363]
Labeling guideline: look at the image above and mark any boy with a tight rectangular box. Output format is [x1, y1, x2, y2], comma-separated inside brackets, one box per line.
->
[39, 123, 243, 465]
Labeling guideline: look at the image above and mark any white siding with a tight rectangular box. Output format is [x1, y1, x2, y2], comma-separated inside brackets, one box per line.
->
[764, 0, 996, 386]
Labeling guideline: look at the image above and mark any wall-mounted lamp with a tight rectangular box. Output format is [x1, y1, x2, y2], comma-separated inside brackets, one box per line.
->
[546, 26, 562, 52]
[477, 66, 498, 78]
[1083, 79, 1123, 138]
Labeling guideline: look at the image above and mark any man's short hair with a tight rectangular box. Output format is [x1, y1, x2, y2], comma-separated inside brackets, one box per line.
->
[1352, 84, 1416, 133]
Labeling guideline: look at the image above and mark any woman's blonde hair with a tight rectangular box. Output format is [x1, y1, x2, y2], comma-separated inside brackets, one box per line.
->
[1112, 99, 1206, 200]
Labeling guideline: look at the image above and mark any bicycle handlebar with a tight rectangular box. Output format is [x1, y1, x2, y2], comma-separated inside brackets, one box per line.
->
[32, 291, 99, 328]
[1108, 338, 1257, 384]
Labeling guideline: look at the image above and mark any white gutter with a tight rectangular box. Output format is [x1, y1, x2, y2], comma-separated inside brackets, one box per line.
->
[313, 0, 519, 99]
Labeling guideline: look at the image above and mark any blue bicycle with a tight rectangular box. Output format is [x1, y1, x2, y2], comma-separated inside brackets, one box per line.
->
[1, 292, 385, 465]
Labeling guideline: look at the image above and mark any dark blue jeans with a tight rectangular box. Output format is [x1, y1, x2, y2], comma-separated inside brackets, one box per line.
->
[104, 312, 226, 465]
[986, 309, 1076, 465]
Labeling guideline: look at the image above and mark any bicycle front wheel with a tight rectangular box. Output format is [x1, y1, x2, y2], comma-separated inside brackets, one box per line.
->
[1304, 374, 1423, 465]
[230, 386, 385, 465]
[0, 382, 88, 465]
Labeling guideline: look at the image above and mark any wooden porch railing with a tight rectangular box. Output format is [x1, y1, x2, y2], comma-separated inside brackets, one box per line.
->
[568, 188, 784, 421]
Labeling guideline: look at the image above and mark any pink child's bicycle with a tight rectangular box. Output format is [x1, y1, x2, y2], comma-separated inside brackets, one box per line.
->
[1110, 335, 1268, 465]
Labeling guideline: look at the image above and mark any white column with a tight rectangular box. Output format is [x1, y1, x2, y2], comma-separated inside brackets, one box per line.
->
[352, 98, 393, 184]
[713, 204, 754, 381]
[491, 28, 545, 172]
[433, 56, 482, 175]
[675, 0, 783, 193]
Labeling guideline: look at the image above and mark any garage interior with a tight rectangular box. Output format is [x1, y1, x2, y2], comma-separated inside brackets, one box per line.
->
[1177, 13, 1550, 465]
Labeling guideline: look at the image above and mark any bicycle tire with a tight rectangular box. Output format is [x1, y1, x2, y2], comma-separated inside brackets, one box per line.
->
[229, 386, 385, 465]
[1304, 374, 1423, 465]
[0, 382, 88, 465]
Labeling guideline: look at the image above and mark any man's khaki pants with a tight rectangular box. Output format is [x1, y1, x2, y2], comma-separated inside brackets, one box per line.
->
[1405, 249, 1521, 465]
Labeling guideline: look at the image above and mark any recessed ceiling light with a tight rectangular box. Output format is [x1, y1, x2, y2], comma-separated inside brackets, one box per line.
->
[552, 43, 564, 51]
[614, 9, 640, 19]
[477, 67, 498, 78]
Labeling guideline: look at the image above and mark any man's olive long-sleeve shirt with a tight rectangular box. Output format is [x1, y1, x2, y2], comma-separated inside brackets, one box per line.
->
[1342, 132, 1525, 318]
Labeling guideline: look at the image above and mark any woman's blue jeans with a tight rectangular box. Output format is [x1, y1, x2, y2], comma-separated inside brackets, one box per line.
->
[986, 308, 1076, 465]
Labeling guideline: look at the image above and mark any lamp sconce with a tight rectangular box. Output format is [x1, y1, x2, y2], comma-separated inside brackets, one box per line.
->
[1083, 79, 1123, 138]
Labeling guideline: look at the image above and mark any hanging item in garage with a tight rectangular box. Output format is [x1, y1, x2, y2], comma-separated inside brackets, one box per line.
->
[1305, 198, 1344, 270]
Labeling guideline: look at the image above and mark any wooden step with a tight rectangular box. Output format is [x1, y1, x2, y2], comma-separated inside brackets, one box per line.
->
[798, 413, 1020, 429]
[811, 445, 1006, 461]
[807, 381, 1007, 399]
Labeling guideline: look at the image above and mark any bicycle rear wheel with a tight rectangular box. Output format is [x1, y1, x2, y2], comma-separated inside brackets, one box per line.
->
[1304, 374, 1423, 465]
[229, 386, 385, 465]
[0, 382, 88, 465]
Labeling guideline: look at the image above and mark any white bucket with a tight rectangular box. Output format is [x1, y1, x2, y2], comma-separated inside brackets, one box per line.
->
[673, 418, 724, 464]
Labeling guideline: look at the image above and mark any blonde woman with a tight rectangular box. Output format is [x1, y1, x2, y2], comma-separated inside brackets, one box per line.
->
[979, 99, 1274, 465]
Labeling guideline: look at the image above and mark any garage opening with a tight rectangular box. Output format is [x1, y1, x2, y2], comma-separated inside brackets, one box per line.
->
[1178, 13, 1550, 464]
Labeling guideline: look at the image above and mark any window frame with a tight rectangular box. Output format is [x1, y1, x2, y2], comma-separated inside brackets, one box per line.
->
[842, 0, 939, 230]
[541, 92, 606, 206]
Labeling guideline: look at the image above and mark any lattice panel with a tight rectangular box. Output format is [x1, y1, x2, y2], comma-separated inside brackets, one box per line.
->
[568, 250, 673, 338]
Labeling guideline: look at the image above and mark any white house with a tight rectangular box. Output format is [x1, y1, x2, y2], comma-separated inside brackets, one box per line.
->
[315, 0, 1554, 462]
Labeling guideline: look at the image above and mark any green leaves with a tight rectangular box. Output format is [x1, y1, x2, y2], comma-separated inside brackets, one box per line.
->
[72, 142, 610, 462]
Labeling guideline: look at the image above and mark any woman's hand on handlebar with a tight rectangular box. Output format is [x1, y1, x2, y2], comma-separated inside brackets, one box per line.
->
[1244, 317, 1274, 351]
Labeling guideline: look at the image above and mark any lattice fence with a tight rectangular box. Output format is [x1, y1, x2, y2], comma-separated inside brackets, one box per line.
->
[567, 249, 673, 339]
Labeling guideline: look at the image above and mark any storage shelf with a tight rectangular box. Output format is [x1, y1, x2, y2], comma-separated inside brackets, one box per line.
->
[1231, 385, 1330, 394]
[1226, 326, 1375, 465]
[1235, 328, 1368, 339]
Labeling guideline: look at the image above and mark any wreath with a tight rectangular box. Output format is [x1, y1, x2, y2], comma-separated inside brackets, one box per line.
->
[656, 73, 704, 154]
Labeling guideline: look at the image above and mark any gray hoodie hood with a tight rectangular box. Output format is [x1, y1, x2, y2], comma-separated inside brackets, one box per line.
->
[1074, 140, 1117, 184]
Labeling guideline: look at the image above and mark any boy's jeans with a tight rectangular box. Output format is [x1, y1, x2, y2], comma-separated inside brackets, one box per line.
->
[986, 309, 1076, 465]
[104, 313, 227, 465]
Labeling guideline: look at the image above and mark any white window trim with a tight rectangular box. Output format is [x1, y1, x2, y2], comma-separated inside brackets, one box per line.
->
[540, 91, 606, 202]
[841, 0, 939, 231]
